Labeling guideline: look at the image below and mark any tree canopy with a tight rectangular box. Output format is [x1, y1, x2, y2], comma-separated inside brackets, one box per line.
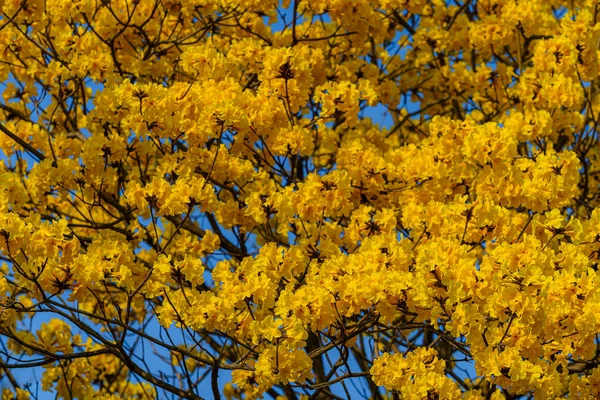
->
[1, 0, 600, 398]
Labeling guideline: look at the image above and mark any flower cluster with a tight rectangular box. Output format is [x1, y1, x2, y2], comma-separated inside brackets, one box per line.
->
[1, 0, 600, 399]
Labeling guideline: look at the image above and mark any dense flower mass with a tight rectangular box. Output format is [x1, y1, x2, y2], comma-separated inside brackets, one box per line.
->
[2, 0, 600, 398]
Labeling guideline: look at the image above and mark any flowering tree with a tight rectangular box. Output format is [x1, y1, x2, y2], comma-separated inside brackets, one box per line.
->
[1, 0, 600, 398]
